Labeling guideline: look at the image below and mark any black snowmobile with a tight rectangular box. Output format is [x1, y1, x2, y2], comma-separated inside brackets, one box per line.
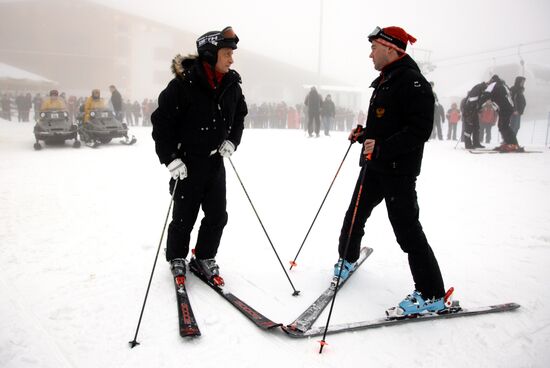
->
[77, 107, 136, 148]
[33, 109, 80, 150]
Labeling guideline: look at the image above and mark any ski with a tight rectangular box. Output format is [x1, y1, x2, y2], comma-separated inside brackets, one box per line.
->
[84, 140, 100, 148]
[173, 275, 201, 337]
[468, 149, 543, 154]
[188, 259, 282, 331]
[120, 135, 137, 145]
[282, 302, 520, 338]
[286, 247, 373, 333]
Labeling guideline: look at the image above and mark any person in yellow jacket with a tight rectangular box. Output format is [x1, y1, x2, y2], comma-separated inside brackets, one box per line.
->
[40, 90, 67, 111]
[83, 89, 107, 123]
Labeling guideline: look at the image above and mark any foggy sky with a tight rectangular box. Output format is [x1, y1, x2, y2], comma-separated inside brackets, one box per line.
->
[96, 0, 550, 94]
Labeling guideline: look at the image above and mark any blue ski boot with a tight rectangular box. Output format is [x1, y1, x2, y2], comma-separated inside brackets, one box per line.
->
[331, 258, 357, 287]
[386, 288, 455, 319]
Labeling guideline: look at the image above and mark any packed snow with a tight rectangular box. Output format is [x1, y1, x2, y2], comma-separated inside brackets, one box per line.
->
[1, 119, 549, 367]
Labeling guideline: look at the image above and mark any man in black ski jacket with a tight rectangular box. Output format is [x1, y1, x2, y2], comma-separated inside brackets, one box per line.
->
[151, 26, 247, 282]
[335, 26, 448, 317]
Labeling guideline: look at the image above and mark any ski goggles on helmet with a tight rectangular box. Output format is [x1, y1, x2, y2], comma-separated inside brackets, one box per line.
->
[197, 26, 239, 50]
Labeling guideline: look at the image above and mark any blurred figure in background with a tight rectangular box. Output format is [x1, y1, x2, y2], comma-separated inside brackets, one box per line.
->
[510, 76, 526, 135]
[478, 100, 498, 144]
[446, 102, 461, 140]
[304, 86, 321, 137]
[321, 94, 335, 136]
[109, 85, 123, 121]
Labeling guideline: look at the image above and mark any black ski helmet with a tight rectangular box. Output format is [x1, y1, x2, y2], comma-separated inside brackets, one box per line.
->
[196, 26, 239, 65]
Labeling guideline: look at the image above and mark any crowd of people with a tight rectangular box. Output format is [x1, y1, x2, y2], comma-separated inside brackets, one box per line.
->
[245, 100, 362, 134]
[0, 89, 158, 127]
[429, 76, 527, 151]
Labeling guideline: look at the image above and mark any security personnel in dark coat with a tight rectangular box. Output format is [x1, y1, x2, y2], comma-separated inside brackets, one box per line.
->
[480, 74, 521, 151]
[337, 26, 447, 315]
[151, 26, 247, 280]
[462, 82, 487, 149]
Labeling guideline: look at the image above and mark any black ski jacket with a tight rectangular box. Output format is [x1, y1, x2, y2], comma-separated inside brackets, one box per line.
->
[358, 54, 434, 176]
[510, 77, 526, 115]
[111, 89, 123, 113]
[151, 55, 247, 165]
[480, 76, 514, 116]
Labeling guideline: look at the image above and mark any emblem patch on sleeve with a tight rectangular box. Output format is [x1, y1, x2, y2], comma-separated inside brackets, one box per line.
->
[376, 107, 385, 118]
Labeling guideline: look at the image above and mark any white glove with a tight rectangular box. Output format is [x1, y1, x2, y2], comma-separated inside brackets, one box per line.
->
[167, 158, 187, 180]
[218, 140, 235, 158]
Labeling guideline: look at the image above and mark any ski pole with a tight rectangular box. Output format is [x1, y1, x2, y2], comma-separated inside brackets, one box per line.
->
[228, 157, 300, 296]
[289, 133, 359, 270]
[454, 130, 464, 149]
[319, 164, 367, 353]
[129, 179, 179, 348]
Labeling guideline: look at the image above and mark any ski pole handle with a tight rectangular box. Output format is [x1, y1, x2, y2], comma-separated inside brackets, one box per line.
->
[348, 124, 363, 143]
[363, 139, 375, 161]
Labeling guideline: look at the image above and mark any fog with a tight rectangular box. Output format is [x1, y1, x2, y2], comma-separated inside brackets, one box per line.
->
[2, 0, 550, 117]
[97, 0, 550, 109]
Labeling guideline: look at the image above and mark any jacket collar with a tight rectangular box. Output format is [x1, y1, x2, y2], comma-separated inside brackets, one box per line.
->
[370, 54, 420, 88]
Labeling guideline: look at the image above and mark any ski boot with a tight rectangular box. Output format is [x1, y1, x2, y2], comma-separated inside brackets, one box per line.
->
[170, 258, 187, 287]
[331, 258, 357, 287]
[386, 288, 456, 319]
[193, 258, 224, 286]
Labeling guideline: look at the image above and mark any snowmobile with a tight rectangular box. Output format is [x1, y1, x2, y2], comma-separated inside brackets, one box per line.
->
[33, 109, 80, 150]
[77, 108, 136, 148]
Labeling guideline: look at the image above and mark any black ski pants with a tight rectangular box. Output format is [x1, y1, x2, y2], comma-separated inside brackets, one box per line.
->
[308, 112, 321, 136]
[497, 111, 518, 145]
[338, 168, 445, 299]
[166, 154, 228, 261]
[463, 116, 481, 147]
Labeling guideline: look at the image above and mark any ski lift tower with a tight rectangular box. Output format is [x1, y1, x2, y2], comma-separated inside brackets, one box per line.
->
[411, 48, 436, 75]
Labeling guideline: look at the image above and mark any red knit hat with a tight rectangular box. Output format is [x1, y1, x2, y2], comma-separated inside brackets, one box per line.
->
[368, 26, 417, 53]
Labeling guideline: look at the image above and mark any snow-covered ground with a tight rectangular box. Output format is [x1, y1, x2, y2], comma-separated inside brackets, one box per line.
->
[1, 119, 549, 368]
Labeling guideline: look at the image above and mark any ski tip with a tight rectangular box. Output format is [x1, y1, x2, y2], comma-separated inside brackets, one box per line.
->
[505, 302, 521, 310]
[128, 340, 140, 348]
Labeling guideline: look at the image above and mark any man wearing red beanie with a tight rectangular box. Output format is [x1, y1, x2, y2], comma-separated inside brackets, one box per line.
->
[334, 26, 452, 318]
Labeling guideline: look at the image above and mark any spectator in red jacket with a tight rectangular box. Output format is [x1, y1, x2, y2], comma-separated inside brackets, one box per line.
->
[446, 102, 461, 140]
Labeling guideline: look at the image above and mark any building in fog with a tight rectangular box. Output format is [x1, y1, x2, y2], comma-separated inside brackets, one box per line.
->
[0, 0, 362, 109]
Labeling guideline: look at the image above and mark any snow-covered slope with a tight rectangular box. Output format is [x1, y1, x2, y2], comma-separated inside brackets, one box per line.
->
[1, 120, 549, 367]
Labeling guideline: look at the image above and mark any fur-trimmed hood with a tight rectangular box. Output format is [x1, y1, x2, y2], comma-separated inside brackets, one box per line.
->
[171, 54, 199, 78]
[169, 53, 242, 86]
